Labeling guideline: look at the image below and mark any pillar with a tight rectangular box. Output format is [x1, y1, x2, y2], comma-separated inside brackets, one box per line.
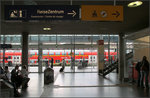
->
[97, 40, 104, 75]
[108, 35, 111, 64]
[22, 32, 28, 70]
[124, 39, 128, 81]
[119, 33, 125, 81]
[3, 35, 5, 68]
[38, 35, 42, 73]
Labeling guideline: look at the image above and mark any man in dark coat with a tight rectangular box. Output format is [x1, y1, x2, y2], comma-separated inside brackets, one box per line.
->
[140, 56, 149, 88]
[135, 61, 142, 87]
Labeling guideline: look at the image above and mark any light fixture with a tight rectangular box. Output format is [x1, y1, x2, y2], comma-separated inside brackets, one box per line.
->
[43, 28, 51, 31]
[128, 1, 143, 7]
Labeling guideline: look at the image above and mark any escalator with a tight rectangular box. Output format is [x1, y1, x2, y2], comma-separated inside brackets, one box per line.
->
[100, 52, 133, 77]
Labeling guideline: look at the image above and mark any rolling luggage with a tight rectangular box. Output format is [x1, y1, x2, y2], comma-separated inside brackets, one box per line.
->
[59, 67, 64, 72]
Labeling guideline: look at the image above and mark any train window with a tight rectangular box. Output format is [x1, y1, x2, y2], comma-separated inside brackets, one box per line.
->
[81, 52, 84, 55]
[8, 56, 11, 59]
[50, 53, 54, 55]
[90, 57, 92, 59]
[14, 57, 16, 59]
[93, 56, 95, 59]
[17, 57, 19, 59]
[30, 61, 34, 63]
[55, 60, 60, 63]
[75, 60, 77, 63]
[75, 52, 79, 55]
[56, 52, 60, 55]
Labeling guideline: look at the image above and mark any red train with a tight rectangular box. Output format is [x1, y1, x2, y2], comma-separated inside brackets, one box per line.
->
[0, 50, 117, 66]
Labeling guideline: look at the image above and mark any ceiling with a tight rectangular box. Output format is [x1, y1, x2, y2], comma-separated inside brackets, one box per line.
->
[0, 0, 149, 35]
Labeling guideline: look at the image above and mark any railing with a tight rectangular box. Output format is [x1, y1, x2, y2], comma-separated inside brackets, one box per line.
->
[100, 52, 133, 76]
[126, 52, 133, 60]
[102, 61, 118, 76]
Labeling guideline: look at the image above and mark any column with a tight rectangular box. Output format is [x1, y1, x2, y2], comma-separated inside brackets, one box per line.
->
[124, 39, 128, 81]
[38, 35, 42, 73]
[97, 40, 104, 75]
[73, 34, 75, 72]
[108, 35, 111, 64]
[116, 39, 119, 73]
[3, 35, 5, 68]
[119, 33, 125, 81]
[22, 32, 28, 70]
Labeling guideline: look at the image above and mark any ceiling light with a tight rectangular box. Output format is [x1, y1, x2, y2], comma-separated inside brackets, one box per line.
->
[43, 28, 51, 31]
[128, 1, 143, 7]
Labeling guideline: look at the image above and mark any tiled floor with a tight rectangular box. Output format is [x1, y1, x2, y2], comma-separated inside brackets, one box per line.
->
[9, 65, 98, 73]
[41, 72, 150, 97]
[17, 71, 150, 98]
[19, 73, 44, 97]
[54, 73, 120, 86]
[18, 67, 60, 97]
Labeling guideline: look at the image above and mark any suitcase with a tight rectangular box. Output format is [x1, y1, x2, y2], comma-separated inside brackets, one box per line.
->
[44, 68, 54, 84]
[59, 67, 64, 72]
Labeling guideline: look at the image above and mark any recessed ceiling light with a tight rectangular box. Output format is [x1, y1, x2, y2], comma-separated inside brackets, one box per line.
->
[43, 28, 51, 31]
[128, 1, 143, 7]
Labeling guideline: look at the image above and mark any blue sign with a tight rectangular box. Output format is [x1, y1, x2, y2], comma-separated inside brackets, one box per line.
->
[5, 5, 80, 20]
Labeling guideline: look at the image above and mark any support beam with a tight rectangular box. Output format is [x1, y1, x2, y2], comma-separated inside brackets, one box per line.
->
[119, 33, 125, 81]
[3, 35, 5, 68]
[22, 32, 28, 70]
[38, 35, 42, 73]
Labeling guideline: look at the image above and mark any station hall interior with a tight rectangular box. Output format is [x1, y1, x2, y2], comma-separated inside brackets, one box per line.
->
[0, 0, 150, 97]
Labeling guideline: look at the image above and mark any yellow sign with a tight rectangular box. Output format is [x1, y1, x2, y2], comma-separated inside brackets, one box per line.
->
[81, 5, 123, 21]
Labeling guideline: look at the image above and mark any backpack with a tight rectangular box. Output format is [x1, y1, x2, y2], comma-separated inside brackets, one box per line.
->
[135, 62, 141, 71]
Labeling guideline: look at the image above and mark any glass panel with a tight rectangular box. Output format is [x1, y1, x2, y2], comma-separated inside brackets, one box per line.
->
[27, 34, 119, 73]
[28, 35, 39, 72]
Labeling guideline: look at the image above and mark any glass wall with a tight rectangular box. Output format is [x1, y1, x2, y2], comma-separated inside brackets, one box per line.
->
[0, 35, 22, 71]
[0, 34, 120, 73]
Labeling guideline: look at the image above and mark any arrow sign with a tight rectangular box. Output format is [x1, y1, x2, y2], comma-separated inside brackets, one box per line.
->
[67, 10, 76, 17]
[5, 5, 80, 20]
[112, 11, 120, 18]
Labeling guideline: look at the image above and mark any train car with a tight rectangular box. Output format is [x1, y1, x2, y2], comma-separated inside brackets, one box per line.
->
[0, 50, 117, 66]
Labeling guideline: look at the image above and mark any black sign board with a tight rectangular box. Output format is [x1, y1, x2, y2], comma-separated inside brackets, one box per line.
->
[0, 44, 12, 49]
[5, 5, 80, 20]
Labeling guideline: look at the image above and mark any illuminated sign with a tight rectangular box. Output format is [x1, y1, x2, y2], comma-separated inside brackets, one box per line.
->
[81, 5, 123, 21]
[5, 5, 80, 20]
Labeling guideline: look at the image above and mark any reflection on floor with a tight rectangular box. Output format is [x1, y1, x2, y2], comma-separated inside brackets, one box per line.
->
[18, 68, 60, 97]
[9, 66, 98, 72]
[54, 73, 120, 86]
[41, 72, 150, 97]
[19, 73, 44, 97]
[17, 71, 150, 97]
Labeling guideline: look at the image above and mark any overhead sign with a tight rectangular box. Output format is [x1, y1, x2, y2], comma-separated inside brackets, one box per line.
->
[0, 44, 12, 49]
[5, 5, 80, 20]
[81, 5, 123, 21]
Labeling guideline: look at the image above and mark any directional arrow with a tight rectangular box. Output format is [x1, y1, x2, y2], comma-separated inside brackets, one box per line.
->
[112, 11, 120, 18]
[67, 10, 76, 17]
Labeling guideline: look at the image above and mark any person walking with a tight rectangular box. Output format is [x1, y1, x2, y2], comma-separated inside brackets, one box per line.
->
[51, 58, 54, 68]
[140, 56, 149, 89]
